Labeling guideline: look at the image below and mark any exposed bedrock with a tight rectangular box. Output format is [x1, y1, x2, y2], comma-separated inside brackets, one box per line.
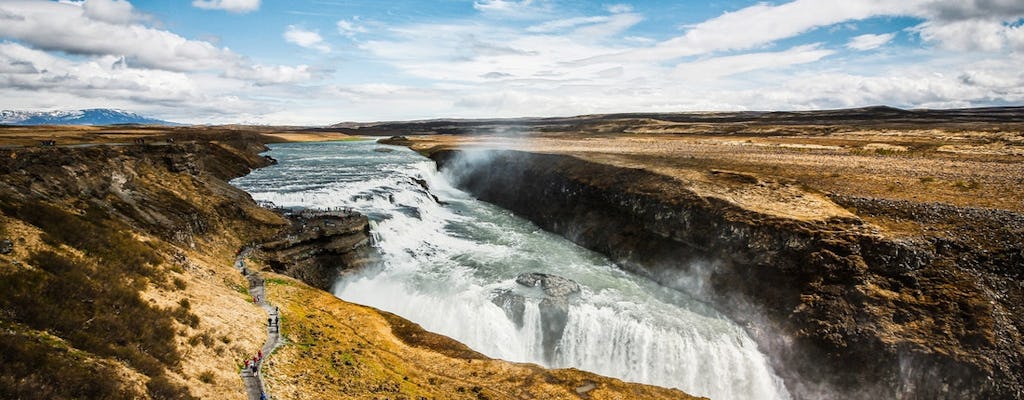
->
[260, 212, 377, 290]
[432, 149, 1024, 400]
[491, 272, 582, 361]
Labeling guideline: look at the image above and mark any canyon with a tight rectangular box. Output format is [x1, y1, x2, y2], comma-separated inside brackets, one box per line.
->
[0, 126, 699, 400]
[364, 108, 1023, 399]
[2, 106, 1022, 399]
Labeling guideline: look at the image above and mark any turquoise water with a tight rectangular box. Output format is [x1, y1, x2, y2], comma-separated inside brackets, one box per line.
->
[231, 140, 791, 400]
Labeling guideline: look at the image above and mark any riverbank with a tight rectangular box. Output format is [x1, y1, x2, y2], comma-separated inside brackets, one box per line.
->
[0, 126, 701, 400]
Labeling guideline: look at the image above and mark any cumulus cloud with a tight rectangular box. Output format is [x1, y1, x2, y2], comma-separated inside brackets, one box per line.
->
[192, 0, 260, 14]
[0, 0, 314, 87]
[0, 1, 240, 71]
[80, 0, 141, 24]
[847, 33, 896, 50]
[0, 41, 200, 104]
[909, 0, 1024, 52]
[914, 19, 1024, 52]
[284, 25, 331, 53]
[917, 0, 1024, 21]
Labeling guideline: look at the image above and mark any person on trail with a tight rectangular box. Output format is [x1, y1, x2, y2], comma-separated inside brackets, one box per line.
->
[268, 317, 272, 326]
[258, 349, 263, 360]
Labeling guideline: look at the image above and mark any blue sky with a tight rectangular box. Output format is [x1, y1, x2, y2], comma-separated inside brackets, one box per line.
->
[1, 0, 1022, 124]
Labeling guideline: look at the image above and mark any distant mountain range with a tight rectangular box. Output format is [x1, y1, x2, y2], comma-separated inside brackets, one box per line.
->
[0, 109, 175, 126]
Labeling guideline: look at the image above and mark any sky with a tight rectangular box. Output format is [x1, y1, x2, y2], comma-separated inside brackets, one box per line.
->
[0, 0, 1022, 125]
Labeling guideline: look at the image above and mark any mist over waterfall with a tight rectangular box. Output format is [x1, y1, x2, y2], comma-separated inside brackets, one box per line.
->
[231, 140, 792, 400]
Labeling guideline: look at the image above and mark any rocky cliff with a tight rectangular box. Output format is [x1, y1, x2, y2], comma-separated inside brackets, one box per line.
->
[260, 210, 376, 291]
[0, 133, 287, 399]
[430, 149, 1024, 400]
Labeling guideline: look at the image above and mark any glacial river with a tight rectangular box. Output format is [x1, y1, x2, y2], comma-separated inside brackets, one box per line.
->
[231, 140, 791, 400]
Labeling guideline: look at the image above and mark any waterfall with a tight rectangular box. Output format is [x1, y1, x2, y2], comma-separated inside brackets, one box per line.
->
[231, 141, 792, 400]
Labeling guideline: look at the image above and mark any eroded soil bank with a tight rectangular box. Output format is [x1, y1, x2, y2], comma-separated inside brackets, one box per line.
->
[427, 148, 1023, 399]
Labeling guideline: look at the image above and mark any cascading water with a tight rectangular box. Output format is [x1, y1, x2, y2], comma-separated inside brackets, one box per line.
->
[232, 140, 792, 400]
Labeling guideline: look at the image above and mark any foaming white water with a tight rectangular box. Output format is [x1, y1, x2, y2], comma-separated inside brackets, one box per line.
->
[231, 141, 791, 400]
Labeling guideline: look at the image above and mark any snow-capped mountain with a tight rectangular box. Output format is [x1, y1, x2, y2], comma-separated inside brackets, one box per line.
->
[0, 109, 175, 126]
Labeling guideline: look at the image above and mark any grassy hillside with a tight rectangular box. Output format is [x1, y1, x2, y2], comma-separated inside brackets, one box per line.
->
[0, 129, 701, 400]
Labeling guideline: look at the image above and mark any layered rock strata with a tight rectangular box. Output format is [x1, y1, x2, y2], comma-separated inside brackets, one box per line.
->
[259, 211, 376, 291]
[432, 149, 1024, 400]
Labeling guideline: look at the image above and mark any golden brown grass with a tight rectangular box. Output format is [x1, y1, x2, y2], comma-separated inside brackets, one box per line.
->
[405, 128, 1024, 230]
[261, 272, 702, 400]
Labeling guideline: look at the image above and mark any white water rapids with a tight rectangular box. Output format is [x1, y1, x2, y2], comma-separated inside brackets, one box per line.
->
[231, 140, 792, 400]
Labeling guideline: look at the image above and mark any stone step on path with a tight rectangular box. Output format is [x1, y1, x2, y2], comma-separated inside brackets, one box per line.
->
[234, 246, 282, 400]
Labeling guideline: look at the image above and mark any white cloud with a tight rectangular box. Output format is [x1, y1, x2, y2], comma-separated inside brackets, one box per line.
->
[572, 12, 642, 39]
[914, 19, 1024, 52]
[192, 0, 260, 14]
[474, 0, 531, 12]
[0, 41, 309, 123]
[0, 1, 240, 72]
[284, 25, 331, 53]
[606, 4, 633, 14]
[560, 0, 898, 66]
[917, 0, 1024, 21]
[647, 0, 914, 60]
[847, 33, 896, 50]
[81, 0, 140, 25]
[4, 0, 1024, 124]
[527, 16, 610, 33]
[473, 0, 550, 18]
[674, 44, 835, 79]
[908, 0, 1024, 52]
[349, 0, 1024, 123]
[0, 41, 201, 105]
[337, 18, 367, 38]
[0, 0, 316, 121]
[223, 64, 315, 85]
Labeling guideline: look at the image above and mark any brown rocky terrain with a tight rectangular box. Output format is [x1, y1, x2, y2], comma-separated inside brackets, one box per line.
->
[0, 126, 700, 400]
[368, 107, 1024, 399]
[259, 210, 377, 291]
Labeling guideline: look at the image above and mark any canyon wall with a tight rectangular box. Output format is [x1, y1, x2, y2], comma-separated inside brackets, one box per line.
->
[260, 211, 375, 291]
[431, 149, 1024, 400]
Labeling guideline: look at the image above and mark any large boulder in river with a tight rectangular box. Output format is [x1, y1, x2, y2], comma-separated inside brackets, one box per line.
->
[491, 289, 526, 328]
[490, 272, 582, 362]
[515, 272, 580, 297]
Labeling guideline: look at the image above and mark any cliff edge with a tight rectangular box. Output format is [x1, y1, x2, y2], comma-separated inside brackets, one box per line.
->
[428, 148, 1023, 400]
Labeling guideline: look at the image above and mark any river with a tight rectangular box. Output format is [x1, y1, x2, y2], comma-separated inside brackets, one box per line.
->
[231, 140, 791, 400]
